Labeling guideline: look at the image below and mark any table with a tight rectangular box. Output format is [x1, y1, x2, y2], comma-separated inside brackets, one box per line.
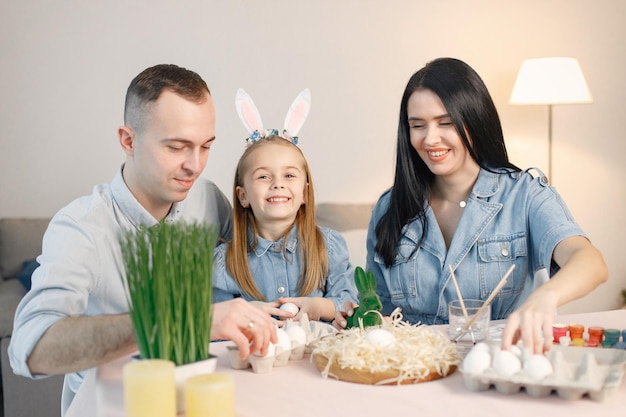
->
[66, 309, 626, 417]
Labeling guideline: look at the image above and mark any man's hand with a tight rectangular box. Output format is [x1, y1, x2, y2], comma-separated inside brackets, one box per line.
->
[211, 298, 277, 359]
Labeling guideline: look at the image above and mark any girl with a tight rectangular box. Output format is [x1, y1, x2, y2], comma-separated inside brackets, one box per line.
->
[212, 89, 357, 323]
[363, 58, 607, 353]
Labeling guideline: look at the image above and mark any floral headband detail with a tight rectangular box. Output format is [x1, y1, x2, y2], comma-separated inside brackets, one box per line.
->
[247, 129, 298, 146]
[235, 88, 311, 147]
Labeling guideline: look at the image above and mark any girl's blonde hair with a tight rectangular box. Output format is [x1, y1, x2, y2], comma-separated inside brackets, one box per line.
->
[226, 135, 328, 300]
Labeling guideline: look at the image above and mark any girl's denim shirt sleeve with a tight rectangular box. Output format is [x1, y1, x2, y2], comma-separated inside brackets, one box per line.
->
[212, 241, 239, 302]
[366, 169, 585, 325]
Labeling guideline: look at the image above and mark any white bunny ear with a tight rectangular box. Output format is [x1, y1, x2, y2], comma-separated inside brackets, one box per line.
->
[283, 88, 311, 137]
[235, 88, 263, 133]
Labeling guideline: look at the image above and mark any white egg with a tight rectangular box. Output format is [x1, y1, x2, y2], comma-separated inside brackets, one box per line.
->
[492, 349, 521, 377]
[365, 328, 395, 349]
[523, 354, 553, 380]
[253, 342, 275, 358]
[472, 342, 490, 353]
[285, 325, 307, 347]
[275, 328, 292, 352]
[510, 344, 523, 359]
[280, 302, 300, 316]
[462, 349, 491, 374]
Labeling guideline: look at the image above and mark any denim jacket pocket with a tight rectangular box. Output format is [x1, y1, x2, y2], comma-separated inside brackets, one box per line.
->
[477, 233, 527, 319]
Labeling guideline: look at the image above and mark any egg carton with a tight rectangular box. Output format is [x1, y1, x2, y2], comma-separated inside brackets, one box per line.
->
[283, 313, 338, 353]
[227, 314, 337, 373]
[460, 341, 626, 401]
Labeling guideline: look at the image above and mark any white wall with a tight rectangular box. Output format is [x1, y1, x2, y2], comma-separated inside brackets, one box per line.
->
[1, 0, 624, 313]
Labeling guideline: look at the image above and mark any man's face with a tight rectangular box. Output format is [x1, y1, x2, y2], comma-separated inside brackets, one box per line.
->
[124, 90, 216, 219]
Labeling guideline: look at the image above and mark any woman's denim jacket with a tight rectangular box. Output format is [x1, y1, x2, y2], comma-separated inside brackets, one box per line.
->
[213, 225, 358, 313]
[367, 168, 586, 325]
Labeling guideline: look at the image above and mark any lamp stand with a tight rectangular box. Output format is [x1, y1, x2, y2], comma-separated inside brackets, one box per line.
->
[547, 104, 553, 182]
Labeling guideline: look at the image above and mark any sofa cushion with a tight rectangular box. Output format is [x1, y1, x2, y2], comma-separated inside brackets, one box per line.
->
[341, 229, 368, 268]
[0, 218, 50, 281]
[0, 279, 27, 337]
[316, 203, 373, 269]
[316, 203, 374, 232]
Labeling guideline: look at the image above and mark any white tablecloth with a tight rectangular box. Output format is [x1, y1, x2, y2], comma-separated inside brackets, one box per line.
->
[66, 309, 626, 417]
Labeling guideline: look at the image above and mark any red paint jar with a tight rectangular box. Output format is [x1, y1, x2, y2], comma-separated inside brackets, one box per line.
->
[552, 324, 568, 343]
[588, 326, 604, 346]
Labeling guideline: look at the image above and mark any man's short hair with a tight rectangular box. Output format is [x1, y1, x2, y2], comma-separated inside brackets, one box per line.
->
[124, 64, 210, 133]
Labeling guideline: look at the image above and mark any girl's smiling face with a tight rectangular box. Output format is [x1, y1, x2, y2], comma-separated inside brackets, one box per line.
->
[236, 141, 308, 239]
[407, 88, 478, 178]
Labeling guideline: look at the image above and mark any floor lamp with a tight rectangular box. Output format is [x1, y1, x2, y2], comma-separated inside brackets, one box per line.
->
[510, 57, 593, 182]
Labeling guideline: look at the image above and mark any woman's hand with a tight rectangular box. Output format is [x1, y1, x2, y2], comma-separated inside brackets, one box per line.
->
[500, 289, 558, 354]
[501, 236, 608, 354]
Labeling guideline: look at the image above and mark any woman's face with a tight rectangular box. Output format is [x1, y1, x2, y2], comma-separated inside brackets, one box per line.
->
[407, 89, 478, 178]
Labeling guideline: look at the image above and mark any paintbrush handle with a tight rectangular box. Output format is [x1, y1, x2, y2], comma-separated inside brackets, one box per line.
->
[449, 265, 470, 320]
[463, 264, 516, 330]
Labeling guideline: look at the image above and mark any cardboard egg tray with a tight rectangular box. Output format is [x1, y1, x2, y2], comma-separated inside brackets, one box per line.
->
[227, 315, 336, 373]
[460, 342, 626, 401]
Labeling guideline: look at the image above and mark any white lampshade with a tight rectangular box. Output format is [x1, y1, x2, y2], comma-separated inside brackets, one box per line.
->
[510, 57, 593, 105]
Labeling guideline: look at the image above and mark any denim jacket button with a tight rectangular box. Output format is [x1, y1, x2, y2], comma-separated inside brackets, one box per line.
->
[278, 286, 285, 294]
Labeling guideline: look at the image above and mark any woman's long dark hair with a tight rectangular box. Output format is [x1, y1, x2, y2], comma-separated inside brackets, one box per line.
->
[375, 57, 520, 266]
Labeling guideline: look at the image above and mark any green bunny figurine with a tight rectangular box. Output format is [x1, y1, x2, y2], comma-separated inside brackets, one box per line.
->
[346, 266, 383, 328]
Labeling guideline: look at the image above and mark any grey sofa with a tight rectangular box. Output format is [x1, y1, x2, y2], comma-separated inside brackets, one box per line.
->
[0, 218, 64, 417]
[0, 202, 373, 417]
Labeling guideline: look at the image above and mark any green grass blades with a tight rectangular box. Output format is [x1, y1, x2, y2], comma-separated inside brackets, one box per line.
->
[120, 221, 218, 366]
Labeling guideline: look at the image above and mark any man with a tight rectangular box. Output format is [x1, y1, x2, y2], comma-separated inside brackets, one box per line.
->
[9, 64, 276, 414]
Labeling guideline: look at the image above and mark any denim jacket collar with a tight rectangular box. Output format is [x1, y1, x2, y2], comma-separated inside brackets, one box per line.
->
[472, 168, 500, 199]
[251, 225, 299, 257]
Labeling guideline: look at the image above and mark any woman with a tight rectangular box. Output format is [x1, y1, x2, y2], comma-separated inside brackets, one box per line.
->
[365, 57, 607, 353]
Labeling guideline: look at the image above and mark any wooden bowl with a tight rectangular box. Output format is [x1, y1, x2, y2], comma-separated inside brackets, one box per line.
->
[314, 354, 457, 385]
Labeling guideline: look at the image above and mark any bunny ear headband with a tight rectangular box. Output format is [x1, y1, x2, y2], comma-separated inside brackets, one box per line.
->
[235, 88, 311, 147]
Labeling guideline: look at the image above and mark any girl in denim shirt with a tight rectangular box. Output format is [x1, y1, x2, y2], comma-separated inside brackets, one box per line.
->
[360, 58, 607, 354]
[212, 93, 358, 323]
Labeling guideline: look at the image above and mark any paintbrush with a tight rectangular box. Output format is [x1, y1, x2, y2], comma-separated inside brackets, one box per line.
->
[454, 264, 516, 342]
[449, 265, 475, 343]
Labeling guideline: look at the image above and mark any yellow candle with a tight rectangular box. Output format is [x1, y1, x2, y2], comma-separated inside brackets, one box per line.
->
[185, 373, 235, 417]
[123, 359, 176, 417]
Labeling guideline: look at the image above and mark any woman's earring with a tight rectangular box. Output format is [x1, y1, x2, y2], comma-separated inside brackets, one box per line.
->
[241, 201, 248, 208]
